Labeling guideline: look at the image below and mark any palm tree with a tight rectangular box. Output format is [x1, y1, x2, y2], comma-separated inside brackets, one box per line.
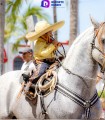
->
[5, 0, 48, 51]
[5, 0, 24, 32]
[0, 0, 5, 75]
[53, 3, 57, 40]
[70, 0, 78, 46]
[12, 6, 48, 51]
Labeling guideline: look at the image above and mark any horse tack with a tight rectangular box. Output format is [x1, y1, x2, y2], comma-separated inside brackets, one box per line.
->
[55, 83, 99, 119]
[97, 23, 105, 66]
[35, 56, 101, 119]
[18, 23, 105, 119]
[91, 22, 105, 72]
[16, 64, 58, 106]
[17, 81, 37, 103]
[33, 22, 105, 118]
[94, 22, 105, 52]
[0, 19, 104, 119]
[17, 82, 25, 99]
[52, 23, 105, 119]
[91, 22, 105, 53]
[18, 22, 105, 118]
[36, 71, 57, 97]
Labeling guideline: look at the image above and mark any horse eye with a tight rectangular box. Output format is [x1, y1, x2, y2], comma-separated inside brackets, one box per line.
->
[102, 38, 105, 43]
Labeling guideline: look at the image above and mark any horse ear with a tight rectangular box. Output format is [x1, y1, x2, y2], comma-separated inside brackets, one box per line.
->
[90, 15, 100, 29]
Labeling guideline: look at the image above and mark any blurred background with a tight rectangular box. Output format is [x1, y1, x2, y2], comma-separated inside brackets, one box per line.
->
[0, 0, 105, 111]
[1, 0, 105, 73]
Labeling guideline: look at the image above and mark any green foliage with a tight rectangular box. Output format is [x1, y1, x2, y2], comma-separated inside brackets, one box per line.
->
[5, 0, 49, 51]
[12, 36, 25, 52]
[6, 1, 14, 13]
[98, 90, 105, 98]
[6, 0, 23, 24]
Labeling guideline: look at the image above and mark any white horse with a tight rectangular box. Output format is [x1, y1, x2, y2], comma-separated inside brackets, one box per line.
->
[0, 17, 105, 119]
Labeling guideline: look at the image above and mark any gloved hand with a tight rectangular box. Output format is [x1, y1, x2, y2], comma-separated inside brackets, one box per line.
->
[22, 74, 30, 83]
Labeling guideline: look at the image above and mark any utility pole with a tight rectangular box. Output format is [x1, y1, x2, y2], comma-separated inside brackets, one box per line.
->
[0, 0, 5, 75]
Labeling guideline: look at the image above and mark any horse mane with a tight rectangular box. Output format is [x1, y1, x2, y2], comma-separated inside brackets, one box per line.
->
[64, 26, 95, 66]
[72, 26, 94, 46]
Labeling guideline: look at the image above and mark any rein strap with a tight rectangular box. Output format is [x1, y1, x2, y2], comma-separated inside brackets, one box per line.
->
[55, 83, 99, 119]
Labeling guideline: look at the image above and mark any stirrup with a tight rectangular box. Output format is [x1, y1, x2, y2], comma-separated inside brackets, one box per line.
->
[25, 91, 37, 100]
[40, 111, 48, 119]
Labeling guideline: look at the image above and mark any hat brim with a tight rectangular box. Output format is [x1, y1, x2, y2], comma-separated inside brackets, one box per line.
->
[19, 51, 24, 54]
[26, 21, 65, 41]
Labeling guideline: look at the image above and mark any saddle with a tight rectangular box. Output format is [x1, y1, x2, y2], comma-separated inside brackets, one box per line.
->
[35, 61, 59, 97]
[36, 71, 57, 97]
[25, 70, 57, 97]
[17, 62, 58, 104]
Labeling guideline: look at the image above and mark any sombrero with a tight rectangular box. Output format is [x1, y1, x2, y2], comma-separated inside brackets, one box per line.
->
[26, 20, 65, 41]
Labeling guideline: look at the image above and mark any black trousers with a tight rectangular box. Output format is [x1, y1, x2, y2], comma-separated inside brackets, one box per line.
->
[32, 62, 49, 84]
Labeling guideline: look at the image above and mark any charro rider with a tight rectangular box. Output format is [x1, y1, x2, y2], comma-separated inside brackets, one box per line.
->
[24, 20, 65, 93]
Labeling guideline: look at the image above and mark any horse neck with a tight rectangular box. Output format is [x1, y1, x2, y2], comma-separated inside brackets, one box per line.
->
[58, 27, 98, 99]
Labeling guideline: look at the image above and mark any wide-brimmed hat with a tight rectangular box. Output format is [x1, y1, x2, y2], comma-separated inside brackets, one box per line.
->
[26, 20, 65, 41]
[19, 48, 33, 54]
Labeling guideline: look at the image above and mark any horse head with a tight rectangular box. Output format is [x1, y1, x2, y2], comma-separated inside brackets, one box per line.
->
[90, 16, 105, 72]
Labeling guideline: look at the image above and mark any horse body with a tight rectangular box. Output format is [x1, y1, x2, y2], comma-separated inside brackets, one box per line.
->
[35, 27, 101, 119]
[0, 19, 105, 119]
[0, 71, 36, 119]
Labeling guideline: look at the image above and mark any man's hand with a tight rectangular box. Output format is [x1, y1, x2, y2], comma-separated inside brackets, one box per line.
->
[46, 69, 53, 78]
[52, 40, 61, 49]
[29, 75, 36, 82]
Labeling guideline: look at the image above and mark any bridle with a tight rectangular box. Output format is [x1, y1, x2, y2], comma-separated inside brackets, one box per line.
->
[55, 23, 105, 119]
[40, 23, 105, 119]
[91, 22, 105, 72]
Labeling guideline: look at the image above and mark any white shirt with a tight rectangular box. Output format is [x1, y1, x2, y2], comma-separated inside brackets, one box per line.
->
[21, 60, 36, 75]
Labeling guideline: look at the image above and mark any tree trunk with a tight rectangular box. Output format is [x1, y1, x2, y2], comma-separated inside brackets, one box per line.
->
[70, 0, 78, 46]
[0, 0, 5, 75]
[53, 4, 57, 41]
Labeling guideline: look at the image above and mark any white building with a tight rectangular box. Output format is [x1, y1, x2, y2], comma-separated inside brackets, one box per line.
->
[3, 43, 30, 73]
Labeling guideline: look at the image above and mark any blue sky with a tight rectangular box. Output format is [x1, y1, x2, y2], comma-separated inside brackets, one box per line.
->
[33, 0, 70, 42]
[79, 0, 105, 33]
[12, 0, 105, 43]
[32, 0, 105, 42]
